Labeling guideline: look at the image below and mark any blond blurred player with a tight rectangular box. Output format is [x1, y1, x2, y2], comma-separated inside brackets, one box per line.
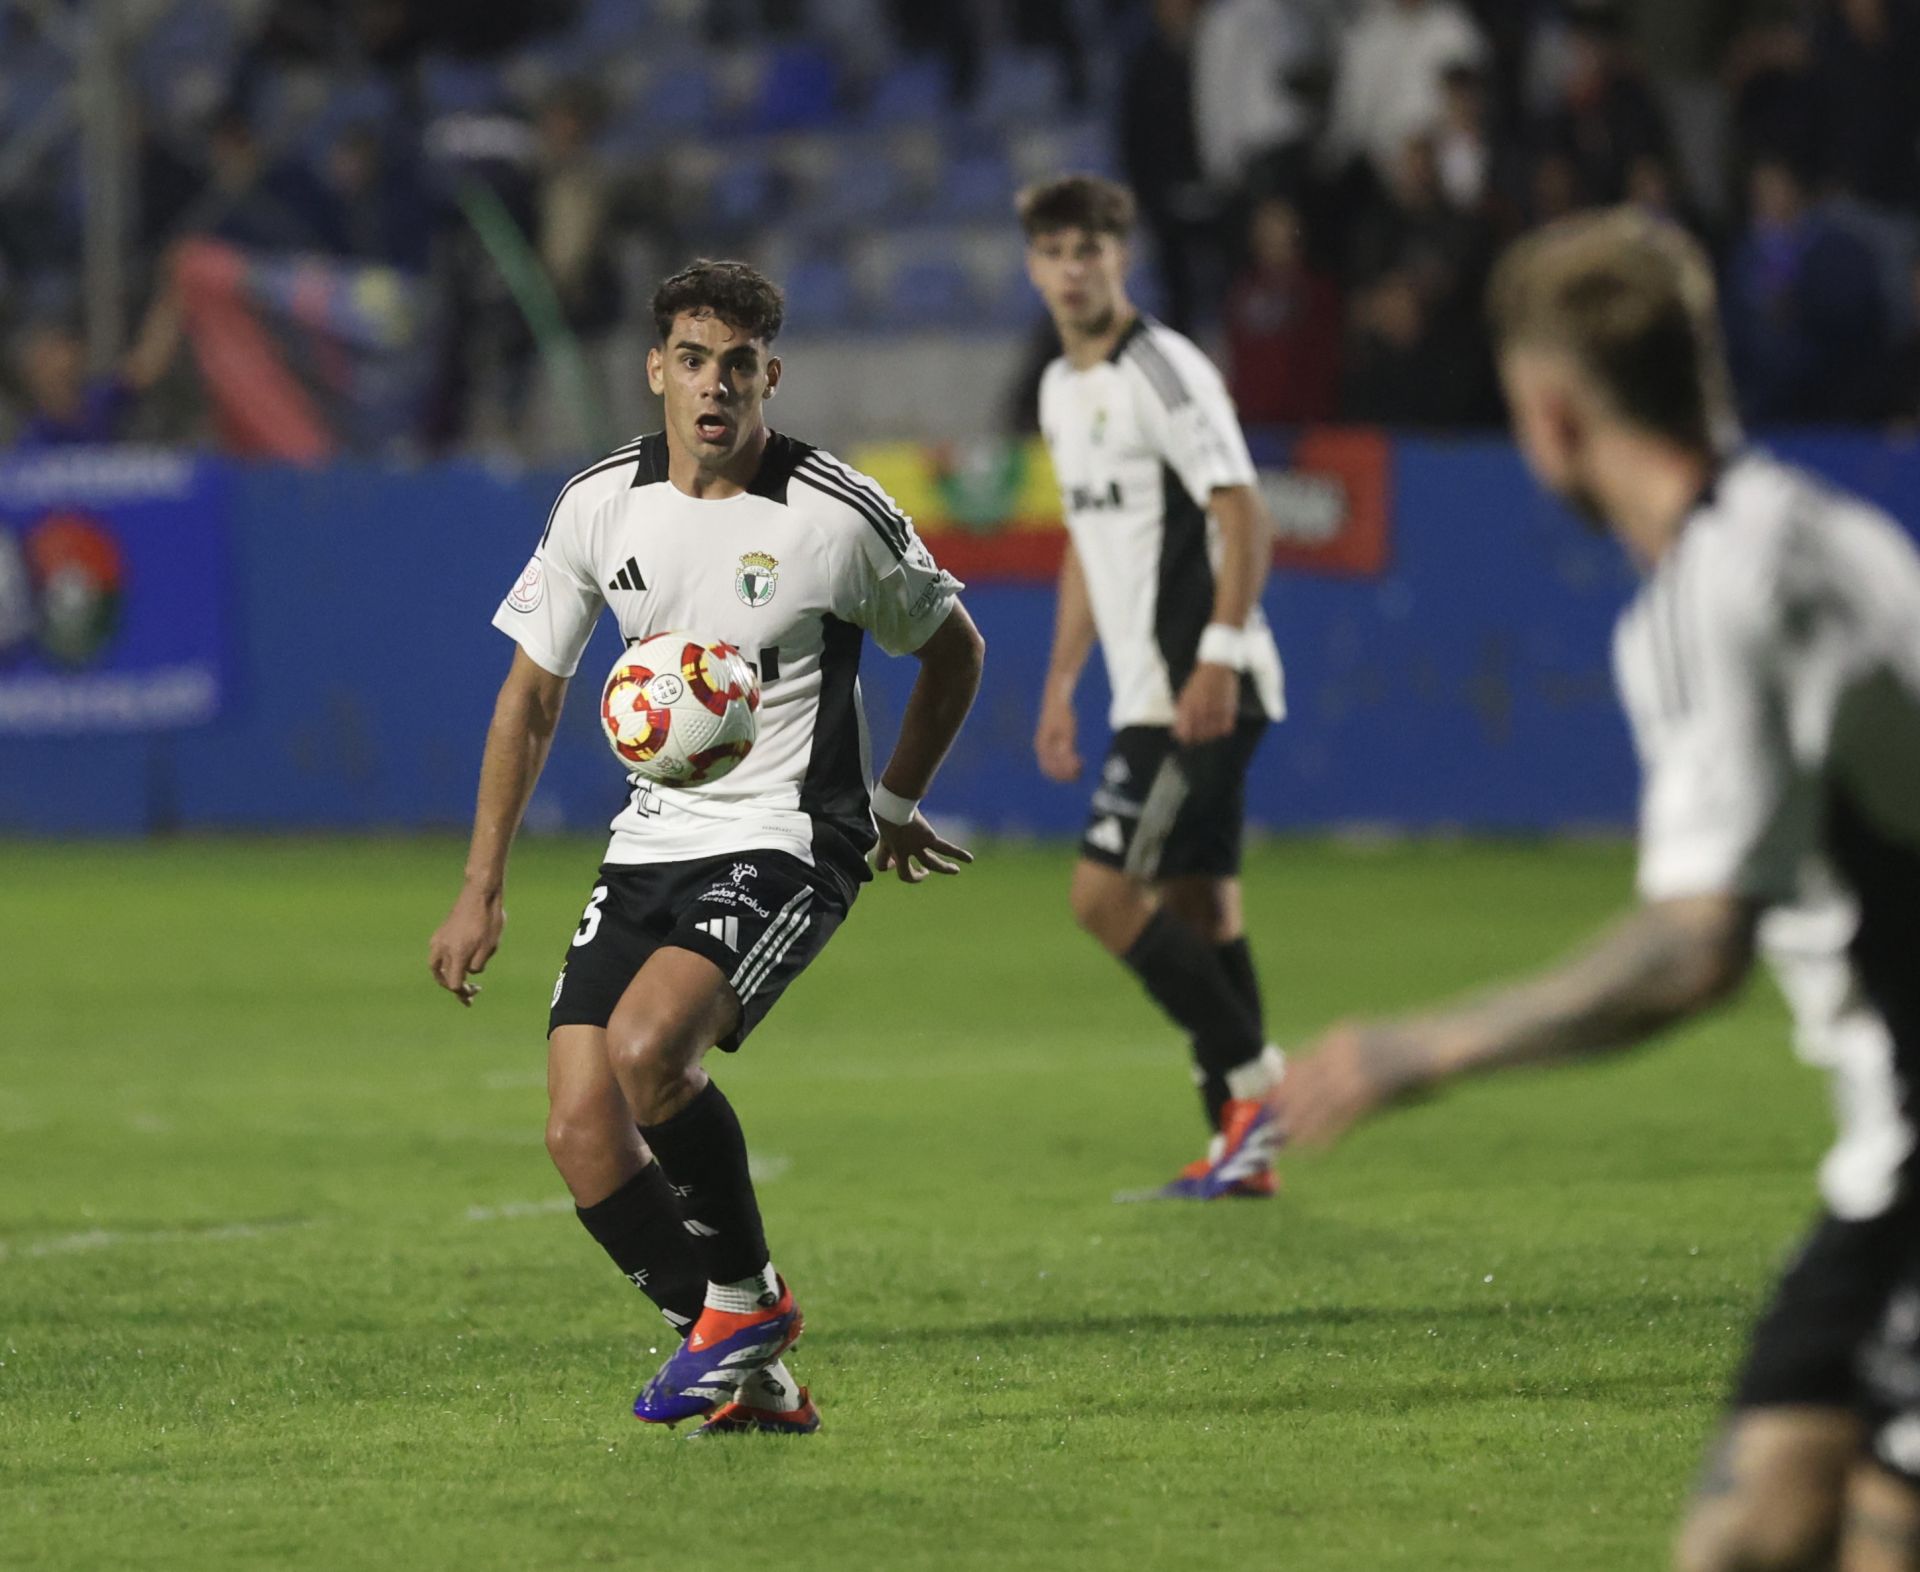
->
[1274, 210, 1920, 1571]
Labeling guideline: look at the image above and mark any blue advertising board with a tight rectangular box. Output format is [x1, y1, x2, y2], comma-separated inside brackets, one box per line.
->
[0, 450, 230, 736]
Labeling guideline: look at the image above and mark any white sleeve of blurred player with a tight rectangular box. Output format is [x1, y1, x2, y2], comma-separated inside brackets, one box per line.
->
[1615, 507, 1814, 906]
[490, 467, 607, 678]
[1125, 324, 1258, 512]
[795, 450, 963, 657]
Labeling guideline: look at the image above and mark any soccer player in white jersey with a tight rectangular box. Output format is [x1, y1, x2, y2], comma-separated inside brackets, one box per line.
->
[428, 261, 984, 1436]
[1273, 210, 1920, 1570]
[1021, 174, 1288, 1200]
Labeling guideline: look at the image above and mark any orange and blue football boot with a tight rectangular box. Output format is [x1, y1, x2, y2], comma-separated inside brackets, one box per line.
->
[1116, 1099, 1280, 1202]
[689, 1365, 822, 1438]
[633, 1276, 803, 1425]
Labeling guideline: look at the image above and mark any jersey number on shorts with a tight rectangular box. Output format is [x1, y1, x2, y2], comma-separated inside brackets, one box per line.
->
[572, 885, 609, 948]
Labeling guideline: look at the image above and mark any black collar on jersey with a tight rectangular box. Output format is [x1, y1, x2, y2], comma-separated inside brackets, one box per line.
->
[626, 428, 812, 502]
[1107, 313, 1149, 363]
[628, 433, 669, 486]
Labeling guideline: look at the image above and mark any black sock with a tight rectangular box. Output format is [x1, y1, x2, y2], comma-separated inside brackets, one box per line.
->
[1123, 910, 1263, 1129]
[636, 1079, 770, 1287]
[1215, 938, 1265, 1040]
[575, 1162, 705, 1330]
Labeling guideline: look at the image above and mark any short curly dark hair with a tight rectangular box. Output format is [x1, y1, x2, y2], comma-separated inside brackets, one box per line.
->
[651, 259, 785, 344]
[1016, 173, 1136, 240]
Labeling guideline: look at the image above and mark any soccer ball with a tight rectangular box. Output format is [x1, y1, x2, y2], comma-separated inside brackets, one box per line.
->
[600, 631, 760, 785]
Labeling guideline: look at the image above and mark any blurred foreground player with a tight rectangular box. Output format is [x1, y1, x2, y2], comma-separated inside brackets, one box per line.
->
[429, 261, 983, 1435]
[1021, 174, 1287, 1201]
[1274, 210, 1920, 1572]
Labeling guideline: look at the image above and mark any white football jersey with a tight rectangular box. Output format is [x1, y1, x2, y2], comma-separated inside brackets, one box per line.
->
[1038, 316, 1284, 729]
[494, 431, 961, 900]
[1615, 449, 1920, 1219]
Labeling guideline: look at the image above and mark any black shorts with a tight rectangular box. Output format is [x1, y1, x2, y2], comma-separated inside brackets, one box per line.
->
[547, 850, 847, 1051]
[1733, 1193, 1920, 1483]
[1078, 719, 1269, 881]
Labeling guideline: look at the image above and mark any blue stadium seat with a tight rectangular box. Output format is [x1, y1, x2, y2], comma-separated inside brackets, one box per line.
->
[641, 60, 720, 135]
[940, 150, 1015, 223]
[783, 256, 859, 331]
[707, 154, 784, 235]
[751, 44, 840, 134]
[970, 50, 1064, 130]
[880, 258, 976, 329]
[788, 147, 905, 237]
[863, 56, 952, 129]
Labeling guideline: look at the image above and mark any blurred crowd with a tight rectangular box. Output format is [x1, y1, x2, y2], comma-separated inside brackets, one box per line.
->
[1148, 0, 1920, 431]
[3, 0, 1920, 454]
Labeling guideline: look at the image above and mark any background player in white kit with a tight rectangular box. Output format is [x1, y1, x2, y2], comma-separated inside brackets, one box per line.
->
[427, 261, 984, 1436]
[1273, 211, 1920, 1571]
[1020, 175, 1287, 1201]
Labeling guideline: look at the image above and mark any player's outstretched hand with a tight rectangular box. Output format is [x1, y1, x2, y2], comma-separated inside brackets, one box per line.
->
[1173, 663, 1238, 747]
[874, 811, 974, 885]
[428, 886, 505, 1006]
[1034, 696, 1081, 783]
[1268, 1020, 1432, 1148]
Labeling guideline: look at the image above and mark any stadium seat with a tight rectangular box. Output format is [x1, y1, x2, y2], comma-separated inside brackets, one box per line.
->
[750, 44, 841, 134]
[969, 50, 1064, 130]
[863, 56, 952, 129]
[940, 150, 1016, 223]
[707, 154, 785, 236]
[787, 145, 906, 238]
[782, 256, 859, 331]
[879, 258, 977, 329]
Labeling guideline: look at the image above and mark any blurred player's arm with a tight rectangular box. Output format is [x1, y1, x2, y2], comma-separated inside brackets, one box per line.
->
[1174, 482, 1272, 746]
[428, 647, 570, 1004]
[1273, 892, 1758, 1145]
[874, 602, 986, 885]
[1035, 540, 1095, 782]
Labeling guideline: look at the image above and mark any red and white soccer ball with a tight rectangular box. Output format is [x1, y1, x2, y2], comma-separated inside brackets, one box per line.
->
[600, 631, 760, 785]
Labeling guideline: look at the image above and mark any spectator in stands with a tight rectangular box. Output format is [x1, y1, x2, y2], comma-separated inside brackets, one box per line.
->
[1807, 0, 1920, 210]
[1532, 0, 1670, 207]
[1726, 18, 1822, 186]
[1324, 0, 1487, 186]
[532, 83, 622, 344]
[1340, 133, 1498, 425]
[1120, 0, 1220, 332]
[7, 290, 184, 450]
[1224, 195, 1343, 424]
[318, 124, 435, 273]
[181, 105, 339, 255]
[1724, 156, 1890, 424]
[1191, 0, 1322, 195]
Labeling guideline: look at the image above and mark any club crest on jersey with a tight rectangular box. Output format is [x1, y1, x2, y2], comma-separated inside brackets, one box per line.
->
[735, 551, 779, 608]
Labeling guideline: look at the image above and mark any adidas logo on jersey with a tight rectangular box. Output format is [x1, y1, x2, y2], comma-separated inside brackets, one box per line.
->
[695, 915, 740, 951]
[607, 556, 647, 592]
[1086, 817, 1126, 855]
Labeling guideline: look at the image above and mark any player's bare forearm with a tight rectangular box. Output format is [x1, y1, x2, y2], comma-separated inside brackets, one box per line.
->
[1044, 543, 1096, 693]
[1414, 894, 1758, 1075]
[1274, 894, 1757, 1145]
[874, 604, 984, 884]
[881, 603, 985, 799]
[1037, 545, 1094, 779]
[1206, 484, 1272, 629]
[430, 649, 569, 1004]
[461, 649, 570, 893]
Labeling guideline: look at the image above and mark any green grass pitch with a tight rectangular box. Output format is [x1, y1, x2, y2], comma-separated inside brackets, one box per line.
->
[0, 836, 1827, 1570]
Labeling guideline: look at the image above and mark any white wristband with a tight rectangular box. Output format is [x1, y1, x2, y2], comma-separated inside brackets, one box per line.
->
[1196, 623, 1249, 671]
[870, 783, 920, 826]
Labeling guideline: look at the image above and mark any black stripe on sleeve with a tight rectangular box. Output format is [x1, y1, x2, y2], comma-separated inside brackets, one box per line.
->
[793, 459, 911, 560]
[1124, 333, 1193, 411]
[807, 452, 917, 545]
[538, 434, 657, 545]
